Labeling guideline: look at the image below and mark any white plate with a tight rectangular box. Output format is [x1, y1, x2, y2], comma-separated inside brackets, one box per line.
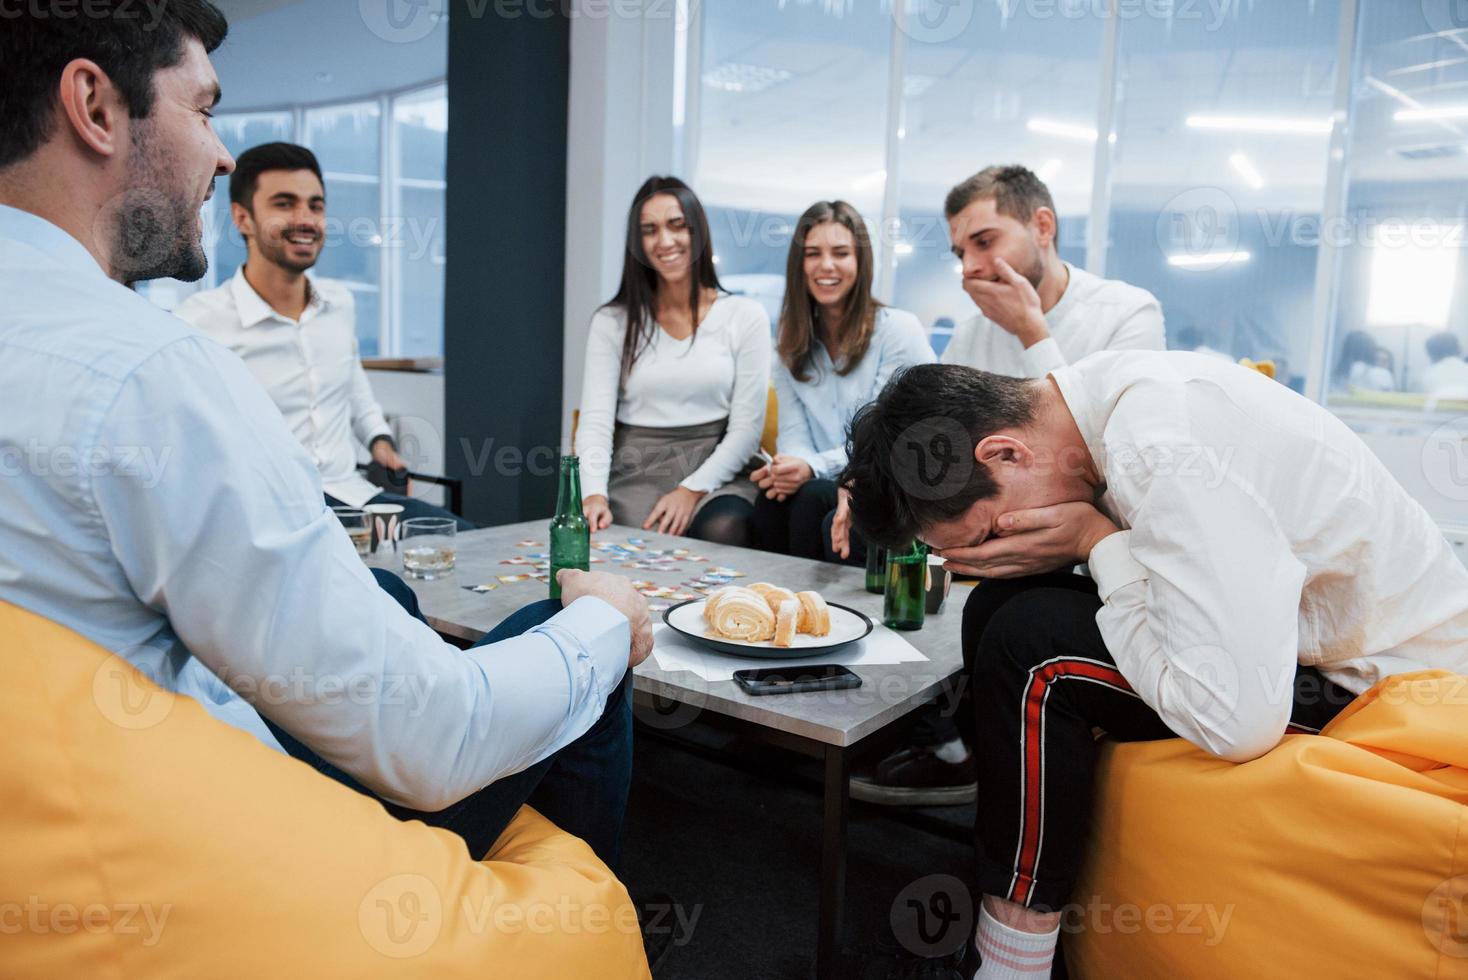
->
[662, 598, 874, 658]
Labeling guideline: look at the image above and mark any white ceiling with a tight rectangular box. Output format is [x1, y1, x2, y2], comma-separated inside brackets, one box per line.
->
[209, 0, 447, 111]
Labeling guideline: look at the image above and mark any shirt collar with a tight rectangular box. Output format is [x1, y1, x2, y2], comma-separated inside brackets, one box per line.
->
[1044, 262, 1079, 324]
[0, 204, 108, 281]
[1048, 363, 1106, 482]
[229, 264, 329, 327]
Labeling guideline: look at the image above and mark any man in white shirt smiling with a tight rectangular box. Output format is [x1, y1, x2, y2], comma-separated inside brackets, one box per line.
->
[0, 0, 651, 869]
[174, 142, 469, 526]
[842, 352, 1468, 977]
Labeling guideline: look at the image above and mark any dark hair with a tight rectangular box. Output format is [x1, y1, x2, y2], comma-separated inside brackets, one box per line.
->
[778, 200, 882, 383]
[0, 1, 229, 170]
[1333, 329, 1381, 382]
[840, 364, 1039, 549]
[229, 142, 324, 210]
[944, 164, 1057, 237]
[1426, 331, 1462, 364]
[603, 176, 723, 380]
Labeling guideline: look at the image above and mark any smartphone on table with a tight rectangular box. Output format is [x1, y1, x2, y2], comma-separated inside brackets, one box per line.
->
[733, 664, 862, 696]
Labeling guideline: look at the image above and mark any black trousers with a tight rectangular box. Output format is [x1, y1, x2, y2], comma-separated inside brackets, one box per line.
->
[750, 477, 865, 566]
[966, 572, 1357, 911]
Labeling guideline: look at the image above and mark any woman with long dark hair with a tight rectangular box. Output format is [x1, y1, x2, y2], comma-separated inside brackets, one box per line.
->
[576, 176, 770, 544]
[751, 200, 933, 561]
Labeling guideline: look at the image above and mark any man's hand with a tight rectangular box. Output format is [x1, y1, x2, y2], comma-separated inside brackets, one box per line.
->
[752, 454, 814, 501]
[371, 438, 412, 494]
[936, 501, 1119, 579]
[583, 494, 613, 531]
[644, 485, 705, 536]
[962, 257, 1049, 348]
[556, 569, 654, 668]
[829, 487, 853, 559]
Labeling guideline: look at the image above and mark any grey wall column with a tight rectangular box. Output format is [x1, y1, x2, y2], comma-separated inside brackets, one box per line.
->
[444, 2, 570, 525]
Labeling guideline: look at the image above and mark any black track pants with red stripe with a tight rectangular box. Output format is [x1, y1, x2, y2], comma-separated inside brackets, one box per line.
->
[963, 571, 1356, 912]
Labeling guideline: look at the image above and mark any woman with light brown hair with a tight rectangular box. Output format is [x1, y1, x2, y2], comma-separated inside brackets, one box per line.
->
[750, 200, 933, 562]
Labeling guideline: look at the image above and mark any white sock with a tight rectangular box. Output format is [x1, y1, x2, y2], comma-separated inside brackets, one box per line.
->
[932, 736, 970, 764]
[972, 905, 1059, 980]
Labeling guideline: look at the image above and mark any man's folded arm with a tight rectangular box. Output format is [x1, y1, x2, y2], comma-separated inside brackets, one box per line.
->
[92, 336, 629, 810]
[1088, 470, 1306, 762]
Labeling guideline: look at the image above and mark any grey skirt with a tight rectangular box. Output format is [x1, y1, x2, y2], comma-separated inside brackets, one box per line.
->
[608, 419, 759, 528]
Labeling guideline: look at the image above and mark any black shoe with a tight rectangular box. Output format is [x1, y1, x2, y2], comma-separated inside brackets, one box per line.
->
[851, 743, 977, 806]
[634, 891, 678, 974]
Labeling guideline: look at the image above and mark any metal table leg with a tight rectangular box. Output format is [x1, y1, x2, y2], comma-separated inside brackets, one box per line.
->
[816, 744, 850, 980]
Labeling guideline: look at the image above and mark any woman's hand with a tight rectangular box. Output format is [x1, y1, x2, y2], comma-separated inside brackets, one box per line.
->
[829, 487, 853, 559]
[644, 486, 705, 537]
[752, 454, 814, 501]
[582, 494, 613, 531]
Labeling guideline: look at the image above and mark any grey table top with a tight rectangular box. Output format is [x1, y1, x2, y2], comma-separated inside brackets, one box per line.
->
[370, 519, 969, 748]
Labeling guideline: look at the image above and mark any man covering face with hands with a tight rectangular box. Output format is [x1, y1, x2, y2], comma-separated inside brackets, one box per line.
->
[841, 351, 1468, 975]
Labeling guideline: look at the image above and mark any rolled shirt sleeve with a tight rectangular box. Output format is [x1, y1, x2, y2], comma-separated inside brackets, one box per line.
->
[93, 336, 630, 811]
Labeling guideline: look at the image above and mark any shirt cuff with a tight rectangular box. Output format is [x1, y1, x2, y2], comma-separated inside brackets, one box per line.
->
[1087, 530, 1148, 601]
[1020, 337, 1066, 377]
[535, 596, 630, 706]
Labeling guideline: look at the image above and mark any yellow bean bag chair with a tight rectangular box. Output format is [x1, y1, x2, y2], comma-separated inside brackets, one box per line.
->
[0, 600, 651, 980]
[1066, 670, 1468, 979]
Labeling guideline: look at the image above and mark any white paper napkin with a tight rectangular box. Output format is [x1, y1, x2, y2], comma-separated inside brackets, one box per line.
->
[648, 621, 929, 683]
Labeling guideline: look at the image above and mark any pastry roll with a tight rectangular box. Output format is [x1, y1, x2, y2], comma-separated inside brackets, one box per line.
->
[795, 591, 831, 636]
[707, 587, 775, 642]
[773, 598, 800, 648]
[703, 586, 737, 623]
[759, 586, 798, 616]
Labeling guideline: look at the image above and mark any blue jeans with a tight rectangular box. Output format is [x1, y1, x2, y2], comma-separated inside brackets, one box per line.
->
[265, 568, 633, 869]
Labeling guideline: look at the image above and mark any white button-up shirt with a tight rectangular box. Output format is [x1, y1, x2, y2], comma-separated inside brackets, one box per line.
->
[174, 267, 389, 507]
[0, 204, 630, 811]
[941, 263, 1165, 378]
[1056, 350, 1468, 763]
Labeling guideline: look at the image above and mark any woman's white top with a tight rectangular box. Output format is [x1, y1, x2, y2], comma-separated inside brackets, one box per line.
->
[771, 306, 935, 480]
[577, 295, 771, 499]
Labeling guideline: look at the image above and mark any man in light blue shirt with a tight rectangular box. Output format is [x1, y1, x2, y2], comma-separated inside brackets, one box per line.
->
[0, 2, 652, 866]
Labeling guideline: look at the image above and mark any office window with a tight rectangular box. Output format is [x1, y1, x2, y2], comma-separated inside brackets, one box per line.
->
[892, 4, 1106, 343]
[305, 101, 384, 356]
[392, 85, 448, 358]
[1103, 4, 1342, 393]
[1327, 1, 1468, 404]
[692, 0, 893, 322]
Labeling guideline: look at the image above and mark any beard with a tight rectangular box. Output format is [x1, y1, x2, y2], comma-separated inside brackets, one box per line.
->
[1017, 235, 1046, 290]
[253, 229, 320, 274]
[109, 123, 210, 284]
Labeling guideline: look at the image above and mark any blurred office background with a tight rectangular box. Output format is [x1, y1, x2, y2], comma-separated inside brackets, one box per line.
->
[153, 0, 1468, 539]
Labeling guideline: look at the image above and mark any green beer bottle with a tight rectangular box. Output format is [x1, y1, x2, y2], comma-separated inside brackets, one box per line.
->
[864, 542, 887, 595]
[883, 540, 928, 631]
[549, 455, 590, 601]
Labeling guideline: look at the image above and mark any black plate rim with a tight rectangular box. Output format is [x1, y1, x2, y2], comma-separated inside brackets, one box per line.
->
[660, 597, 875, 659]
